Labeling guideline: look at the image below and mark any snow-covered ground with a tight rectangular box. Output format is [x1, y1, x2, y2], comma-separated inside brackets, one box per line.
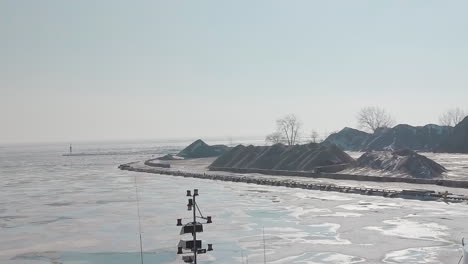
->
[344, 152, 468, 180]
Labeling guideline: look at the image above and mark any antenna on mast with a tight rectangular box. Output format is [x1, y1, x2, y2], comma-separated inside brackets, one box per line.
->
[177, 189, 213, 263]
[134, 175, 144, 264]
[263, 226, 267, 264]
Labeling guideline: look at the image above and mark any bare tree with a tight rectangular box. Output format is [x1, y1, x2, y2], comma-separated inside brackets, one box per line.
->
[310, 130, 320, 143]
[357, 106, 395, 133]
[439, 107, 466, 127]
[276, 114, 302, 145]
[265, 132, 285, 145]
[266, 114, 302, 145]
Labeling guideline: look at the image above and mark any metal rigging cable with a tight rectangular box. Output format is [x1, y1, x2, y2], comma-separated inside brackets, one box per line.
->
[195, 202, 204, 219]
[134, 174, 144, 264]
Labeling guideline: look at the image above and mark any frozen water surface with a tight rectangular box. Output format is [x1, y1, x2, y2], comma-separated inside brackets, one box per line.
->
[1, 141, 468, 263]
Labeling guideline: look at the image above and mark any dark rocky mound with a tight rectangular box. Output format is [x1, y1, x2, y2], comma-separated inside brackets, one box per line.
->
[363, 124, 452, 152]
[357, 149, 447, 178]
[323, 124, 452, 152]
[177, 139, 229, 159]
[210, 143, 355, 171]
[438, 116, 468, 153]
[157, 154, 184, 160]
[322, 127, 371, 151]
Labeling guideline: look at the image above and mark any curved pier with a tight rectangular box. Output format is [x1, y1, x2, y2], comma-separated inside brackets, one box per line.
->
[119, 163, 468, 203]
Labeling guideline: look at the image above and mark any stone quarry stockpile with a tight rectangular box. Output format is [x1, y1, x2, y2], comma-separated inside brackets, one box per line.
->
[210, 143, 355, 171]
[176, 139, 230, 159]
[157, 154, 183, 161]
[364, 124, 452, 152]
[323, 124, 452, 152]
[357, 149, 447, 179]
[322, 127, 371, 151]
[438, 116, 468, 153]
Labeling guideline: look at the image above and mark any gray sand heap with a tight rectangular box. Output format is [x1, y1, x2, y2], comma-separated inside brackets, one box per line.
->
[438, 116, 468, 153]
[323, 124, 452, 152]
[210, 143, 354, 171]
[176, 139, 230, 159]
[156, 154, 184, 161]
[357, 149, 447, 178]
[322, 127, 371, 151]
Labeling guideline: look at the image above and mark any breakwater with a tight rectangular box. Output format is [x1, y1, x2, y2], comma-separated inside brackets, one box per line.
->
[209, 166, 468, 189]
[119, 163, 468, 203]
[144, 159, 170, 168]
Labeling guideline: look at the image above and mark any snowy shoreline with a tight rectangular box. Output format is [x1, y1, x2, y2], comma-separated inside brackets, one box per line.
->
[119, 159, 468, 204]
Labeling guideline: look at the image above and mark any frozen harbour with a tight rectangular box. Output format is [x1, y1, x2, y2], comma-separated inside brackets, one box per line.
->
[1, 141, 468, 263]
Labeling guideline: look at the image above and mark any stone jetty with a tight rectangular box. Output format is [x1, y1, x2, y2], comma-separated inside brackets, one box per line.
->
[118, 163, 468, 203]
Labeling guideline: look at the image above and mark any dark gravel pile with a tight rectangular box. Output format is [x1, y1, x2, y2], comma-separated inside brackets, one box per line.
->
[177, 139, 230, 158]
[210, 143, 354, 171]
[323, 124, 453, 152]
[357, 149, 447, 178]
[438, 116, 468, 153]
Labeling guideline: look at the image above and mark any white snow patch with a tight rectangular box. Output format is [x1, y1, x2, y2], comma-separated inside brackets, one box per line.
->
[365, 218, 449, 241]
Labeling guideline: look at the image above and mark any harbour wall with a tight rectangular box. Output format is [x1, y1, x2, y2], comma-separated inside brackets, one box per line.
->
[118, 163, 468, 203]
[208, 166, 468, 189]
[144, 159, 170, 168]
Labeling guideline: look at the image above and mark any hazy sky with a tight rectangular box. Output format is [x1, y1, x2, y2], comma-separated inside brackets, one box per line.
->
[1, 0, 467, 144]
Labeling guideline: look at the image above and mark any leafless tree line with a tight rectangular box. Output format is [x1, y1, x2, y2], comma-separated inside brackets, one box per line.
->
[357, 106, 395, 133]
[266, 106, 467, 145]
[265, 114, 325, 145]
[439, 107, 466, 127]
[265, 114, 301, 145]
